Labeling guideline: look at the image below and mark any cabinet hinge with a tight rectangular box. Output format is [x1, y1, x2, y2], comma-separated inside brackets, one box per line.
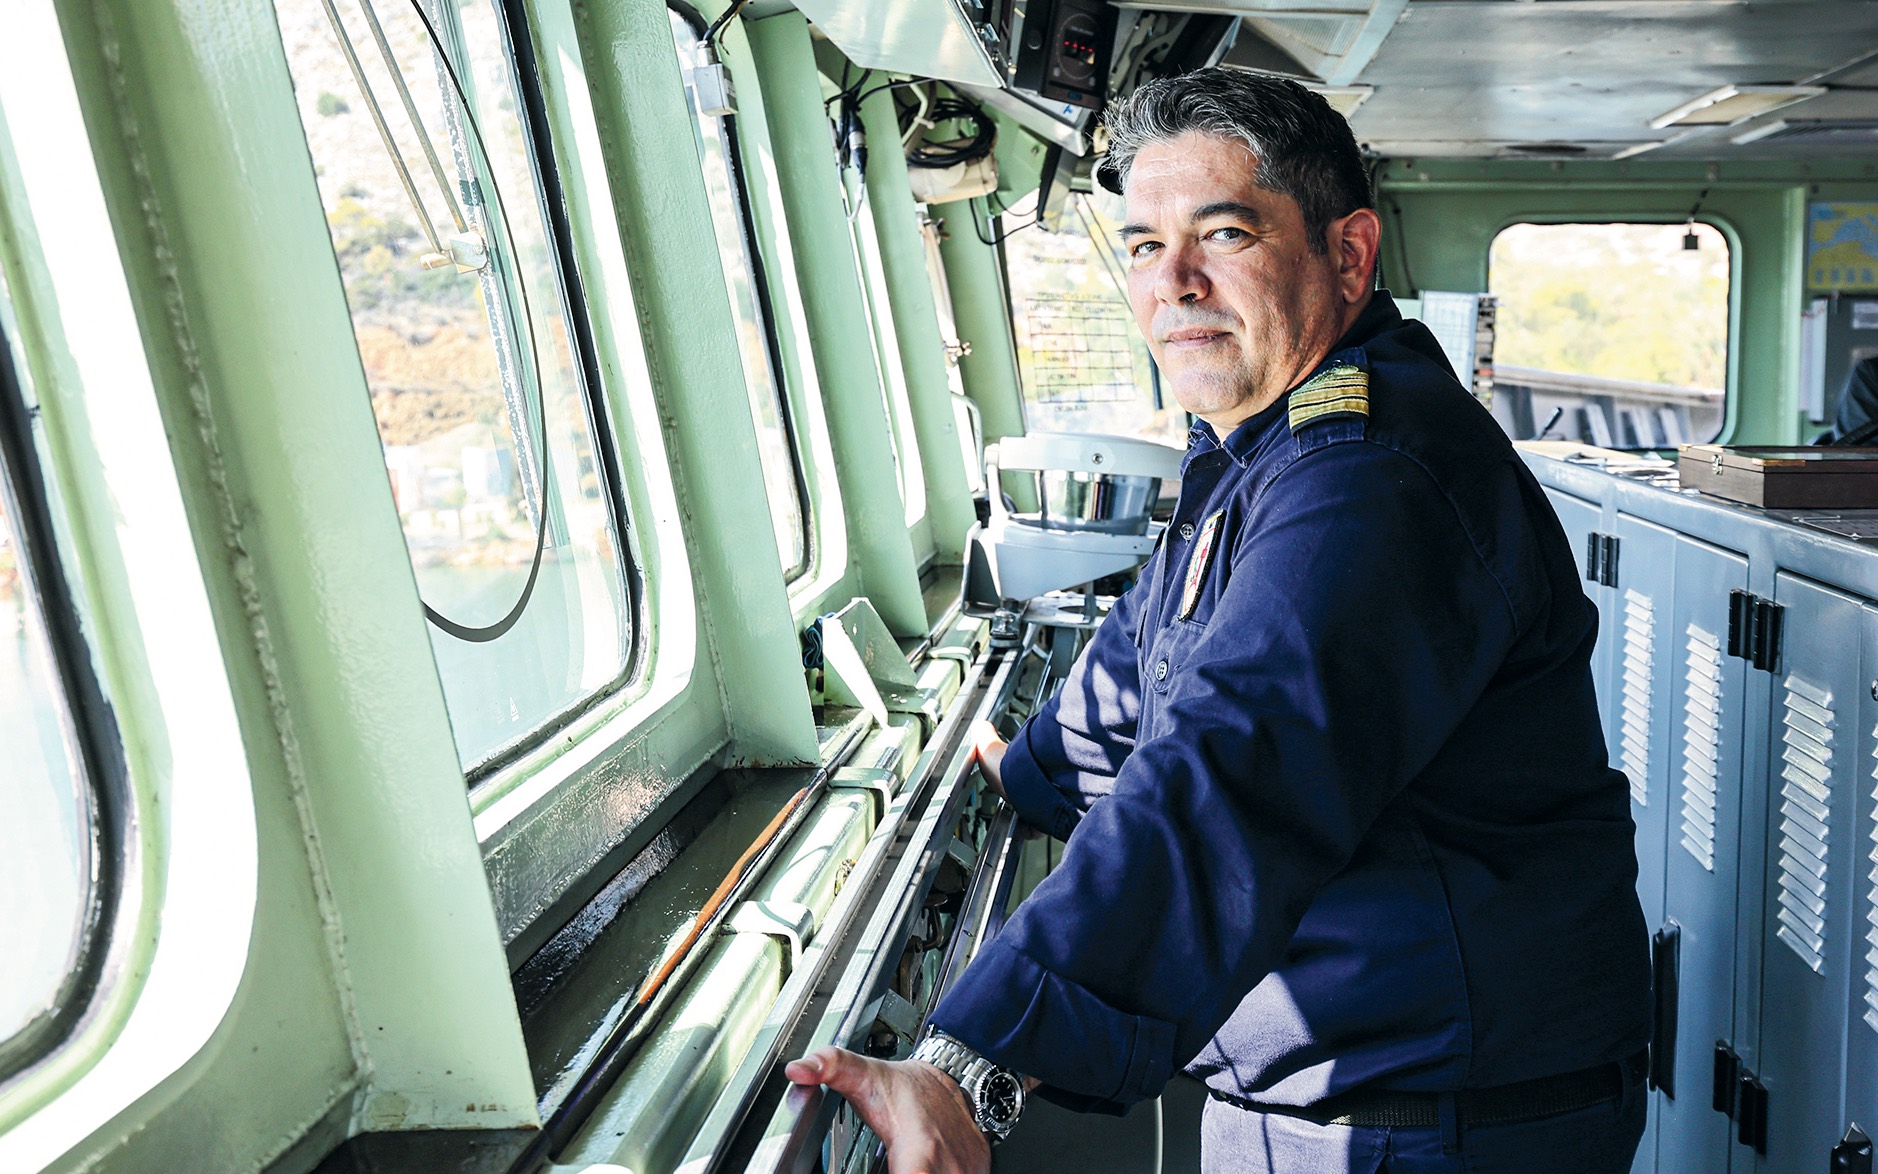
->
[1737, 1072, 1769, 1155]
[1713, 1040, 1739, 1116]
[1584, 531, 1621, 588]
[1725, 589, 1784, 672]
[1712, 1041, 1769, 1155]
[1833, 1126, 1874, 1174]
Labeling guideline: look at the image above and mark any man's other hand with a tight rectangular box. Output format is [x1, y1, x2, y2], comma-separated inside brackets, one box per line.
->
[970, 719, 1044, 840]
[970, 719, 1008, 799]
[783, 1046, 990, 1174]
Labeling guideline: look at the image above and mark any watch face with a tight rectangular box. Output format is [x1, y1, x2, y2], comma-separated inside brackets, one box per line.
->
[976, 1070, 1027, 1135]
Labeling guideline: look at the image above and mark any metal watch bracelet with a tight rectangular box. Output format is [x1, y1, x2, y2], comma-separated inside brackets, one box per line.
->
[910, 1031, 1029, 1145]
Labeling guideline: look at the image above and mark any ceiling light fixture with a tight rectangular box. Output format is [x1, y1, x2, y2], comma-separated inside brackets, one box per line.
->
[1649, 84, 1827, 130]
[1732, 119, 1878, 146]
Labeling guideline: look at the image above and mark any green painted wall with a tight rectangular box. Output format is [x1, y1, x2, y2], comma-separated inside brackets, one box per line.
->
[1376, 158, 1878, 446]
[568, 0, 817, 766]
[857, 90, 979, 563]
[707, 7, 860, 619]
[746, 12, 926, 635]
[933, 104, 1053, 488]
[25, 0, 540, 1166]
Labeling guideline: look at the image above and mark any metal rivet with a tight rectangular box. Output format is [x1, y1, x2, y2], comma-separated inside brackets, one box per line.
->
[1155, 659, 1169, 682]
[1870, 680, 1877, 703]
[1179, 522, 1196, 540]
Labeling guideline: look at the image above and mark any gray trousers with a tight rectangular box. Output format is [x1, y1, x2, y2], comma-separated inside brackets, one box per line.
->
[1199, 1077, 1647, 1173]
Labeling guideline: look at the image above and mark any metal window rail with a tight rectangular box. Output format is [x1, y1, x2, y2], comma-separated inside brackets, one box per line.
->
[689, 644, 1027, 1174]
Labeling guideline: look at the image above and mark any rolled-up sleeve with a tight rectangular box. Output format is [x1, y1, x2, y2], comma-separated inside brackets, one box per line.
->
[931, 442, 1522, 1109]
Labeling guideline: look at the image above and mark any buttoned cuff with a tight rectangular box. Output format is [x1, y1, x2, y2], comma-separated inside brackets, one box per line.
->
[928, 936, 1178, 1111]
[997, 725, 1083, 841]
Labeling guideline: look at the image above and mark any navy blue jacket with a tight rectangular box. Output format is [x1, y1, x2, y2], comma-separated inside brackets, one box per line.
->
[930, 292, 1651, 1113]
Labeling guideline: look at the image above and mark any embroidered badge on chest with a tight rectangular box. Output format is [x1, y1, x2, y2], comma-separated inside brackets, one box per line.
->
[1177, 510, 1225, 621]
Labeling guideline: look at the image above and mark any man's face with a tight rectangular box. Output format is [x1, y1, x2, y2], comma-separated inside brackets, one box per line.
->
[1121, 131, 1371, 436]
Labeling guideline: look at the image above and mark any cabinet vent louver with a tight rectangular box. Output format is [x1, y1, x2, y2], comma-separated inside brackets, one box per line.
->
[1866, 723, 1878, 1032]
[1620, 589, 1655, 805]
[1776, 676, 1835, 973]
[1679, 625, 1723, 871]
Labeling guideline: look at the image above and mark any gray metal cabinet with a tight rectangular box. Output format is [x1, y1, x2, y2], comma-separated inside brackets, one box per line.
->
[1526, 451, 1878, 1174]
[1834, 605, 1878, 1170]
[1545, 486, 1614, 715]
[1614, 514, 1680, 945]
[1608, 513, 1676, 1174]
[1753, 572, 1862, 1172]
[1654, 534, 1751, 1174]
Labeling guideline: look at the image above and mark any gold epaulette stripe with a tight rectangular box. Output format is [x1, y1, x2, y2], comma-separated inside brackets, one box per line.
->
[1288, 363, 1369, 431]
[1290, 386, 1367, 409]
[1294, 370, 1367, 394]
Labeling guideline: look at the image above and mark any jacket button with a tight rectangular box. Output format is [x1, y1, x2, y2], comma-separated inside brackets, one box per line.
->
[1155, 659, 1169, 681]
[1178, 522, 1196, 540]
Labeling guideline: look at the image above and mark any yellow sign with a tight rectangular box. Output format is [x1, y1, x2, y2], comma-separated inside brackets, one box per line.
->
[1809, 203, 1878, 290]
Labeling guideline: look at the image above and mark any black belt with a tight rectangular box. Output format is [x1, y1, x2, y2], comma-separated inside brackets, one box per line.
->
[1208, 1049, 1649, 1130]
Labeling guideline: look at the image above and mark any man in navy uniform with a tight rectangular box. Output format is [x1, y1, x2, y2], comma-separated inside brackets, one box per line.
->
[787, 69, 1650, 1172]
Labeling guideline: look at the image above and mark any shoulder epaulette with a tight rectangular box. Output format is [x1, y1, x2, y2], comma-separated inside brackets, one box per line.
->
[1287, 362, 1369, 432]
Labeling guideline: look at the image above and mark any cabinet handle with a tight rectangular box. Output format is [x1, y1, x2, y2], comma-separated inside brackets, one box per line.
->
[1650, 924, 1680, 1097]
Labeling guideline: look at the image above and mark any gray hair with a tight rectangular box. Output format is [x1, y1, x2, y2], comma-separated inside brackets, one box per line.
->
[1098, 70, 1372, 255]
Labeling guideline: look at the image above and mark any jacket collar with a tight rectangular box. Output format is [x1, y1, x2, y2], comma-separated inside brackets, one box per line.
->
[1188, 290, 1403, 468]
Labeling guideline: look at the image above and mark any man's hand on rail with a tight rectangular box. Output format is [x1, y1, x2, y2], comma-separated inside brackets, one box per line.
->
[968, 719, 1008, 799]
[970, 719, 1044, 840]
[783, 1047, 990, 1174]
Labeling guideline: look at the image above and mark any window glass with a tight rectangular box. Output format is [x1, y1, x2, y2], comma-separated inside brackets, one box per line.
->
[668, 8, 810, 580]
[848, 193, 928, 530]
[824, 83, 925, 530]
[1003, 191, 1186, 446]
[0, 271, 104, 1075]
[276, 0, 632, 769]
[1488, 221, 1729, 447]
[920, 213, 985, 495]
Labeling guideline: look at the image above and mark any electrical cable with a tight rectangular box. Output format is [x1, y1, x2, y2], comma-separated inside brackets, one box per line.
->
[407, 0, 554, 644]
[970, 196, 1037, 248]
[1387, 197, 1417, 295]
[906, 96, 996, 170]
[823, 61, 864, 112]
[702, 0, 751, 52]
[852, 77, 922, 109]
[899, 83, 931, 148]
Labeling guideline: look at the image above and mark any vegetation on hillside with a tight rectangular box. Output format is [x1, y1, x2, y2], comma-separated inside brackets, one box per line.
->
[1490, 222, 1729, 390]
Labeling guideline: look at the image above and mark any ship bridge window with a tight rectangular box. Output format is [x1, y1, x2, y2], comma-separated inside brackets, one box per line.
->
[1005, 192, 1187, 447]
[275, 0, 635, 772]
[827, 79, 928, 541]
[0, 271, 123, 1083]
[1489, 221, 1731, 448]
[669, 5, 812, 582]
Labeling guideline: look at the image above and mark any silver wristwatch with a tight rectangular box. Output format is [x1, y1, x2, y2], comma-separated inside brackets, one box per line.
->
[909, 1031, 1028, 1144]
